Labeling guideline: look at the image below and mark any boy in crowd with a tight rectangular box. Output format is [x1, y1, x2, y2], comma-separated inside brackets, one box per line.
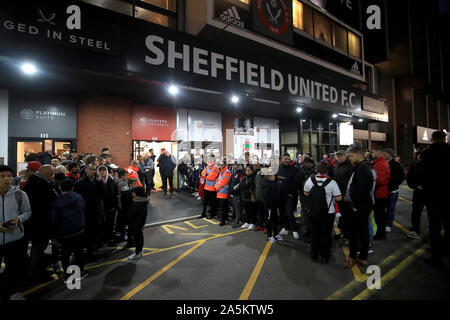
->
[128, 187, 149, 260]
[304, 162, 342, 264]
[51, 179, 88, 281]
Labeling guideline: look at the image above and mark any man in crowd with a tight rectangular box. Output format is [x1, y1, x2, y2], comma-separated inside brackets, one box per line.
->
[0, 165, 32, 300]
[125, 159, 143, 187]
[372, 147, 390, 240]
[405, 153, 425, 240]
[333, 150, 354, 242]
[200, 155, 219, 219]
[66, 162, 81, 181]
[214, 158, 232, 226]
[39, 149, 53, 165]
[344, 147, 374, 269]
[74, 163, 106, 259]
[416, 131, 450, 266]
[277, 154, 300, 240]
[383, 148, 406, 233]
[230, 162, 245, 228]
[50, 179, 88, 281]
[51, 157, 61, 168]
[23, 165, 59, 283]
[98, 165, 118, 244]
[101, 148, 110, 155]
[140, 153, 155, 197]
[158, 150, 177, 196]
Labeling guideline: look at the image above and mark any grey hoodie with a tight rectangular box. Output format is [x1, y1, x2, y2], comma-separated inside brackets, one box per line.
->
[1, 187, 32, 245]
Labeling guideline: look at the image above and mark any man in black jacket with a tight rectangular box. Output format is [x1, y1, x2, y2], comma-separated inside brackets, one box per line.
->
[384, 148, 406, 234]
[158, 150, 177, 196]
[416, 131, 450, 266]
[276, 154, 300, 240]
[74, 163, 106, 258]
[344, 147, 374, 269]
[405, 154, 425, 240]
[333, 150, 354, 242]
[23, 165, 59, 282]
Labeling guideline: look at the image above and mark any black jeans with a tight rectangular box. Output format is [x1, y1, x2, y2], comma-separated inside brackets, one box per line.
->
[337, 201, 351, 240]
[348, 209, 370, 260]
[244, 201, 258, 225]
[129, 212, 148, 254]
[427, 204, 450, 261]
[0, 238, 28, 298]
[279, 195, 298, 232]
[411, 189, 426, 234]
[374, 197, 389, 238]
[161, 175, 174, 194]
[202, 190, 218, 218]
[266, 206, 279, 238]
[59, 233, 86, 274]
[103, 208, 117, 241]
[30, 237, 51, 278]
[256, 201, 268, 227]
[219, 198, 229, 223]
[311, 214, 336, 260]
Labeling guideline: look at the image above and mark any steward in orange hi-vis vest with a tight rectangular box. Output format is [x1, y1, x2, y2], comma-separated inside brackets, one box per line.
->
[125, 164, 142, 187]
[215, 166, 232, 199]
[204, 163, 220, 192]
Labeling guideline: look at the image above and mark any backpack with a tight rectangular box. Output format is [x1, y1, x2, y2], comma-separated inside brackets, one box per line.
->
[308, 177, 333, 221]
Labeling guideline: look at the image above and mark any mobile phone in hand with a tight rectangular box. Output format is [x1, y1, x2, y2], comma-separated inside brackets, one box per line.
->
[2, 221, 16, 228]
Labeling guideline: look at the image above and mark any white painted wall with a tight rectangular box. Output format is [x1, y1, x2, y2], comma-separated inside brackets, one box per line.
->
[0, 90, 8, 165]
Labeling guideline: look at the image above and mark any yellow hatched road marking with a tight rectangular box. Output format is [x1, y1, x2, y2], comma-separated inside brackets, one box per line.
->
[181, 233, 222, 236]
[352, 245, 428, 300]
[120, 240, 207, 300]
[398, 196, 412, 204]
[202, 218, 220, 225]
[184, 221, 208, 229]
[161, 224, 188, 234]
[239, 241, 273, 300]
[342, 246, 368, 282]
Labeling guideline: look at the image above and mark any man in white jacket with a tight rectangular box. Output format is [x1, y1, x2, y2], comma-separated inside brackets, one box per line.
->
[0, 165, 32, 300]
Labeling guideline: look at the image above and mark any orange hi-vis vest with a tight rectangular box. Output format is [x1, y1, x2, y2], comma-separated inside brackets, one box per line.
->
[125, 166, 142, 187]
[215, 167, 232, 199]
[204, 163, 220, 192]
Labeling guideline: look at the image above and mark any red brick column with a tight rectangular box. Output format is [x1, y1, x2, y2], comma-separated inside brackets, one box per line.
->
[77, 96, 132, 168]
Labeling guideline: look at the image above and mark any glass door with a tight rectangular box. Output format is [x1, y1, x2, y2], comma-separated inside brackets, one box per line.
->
[16, 140, 44, 174]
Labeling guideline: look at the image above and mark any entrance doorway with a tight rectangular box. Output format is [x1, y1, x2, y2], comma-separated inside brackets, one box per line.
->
[14, 138, 74, 174]
[133, 140, 178, 189]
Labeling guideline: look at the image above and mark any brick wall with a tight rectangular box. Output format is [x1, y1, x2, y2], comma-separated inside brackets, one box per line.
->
[77, 96, 132, 168]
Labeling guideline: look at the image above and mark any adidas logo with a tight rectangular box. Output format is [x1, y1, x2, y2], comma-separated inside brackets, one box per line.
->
[351, 62, 360, 74]
[219, 6, 244, 28]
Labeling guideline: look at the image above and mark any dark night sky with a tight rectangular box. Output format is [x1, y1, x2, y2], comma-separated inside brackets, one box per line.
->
[439, 0, 450, 14]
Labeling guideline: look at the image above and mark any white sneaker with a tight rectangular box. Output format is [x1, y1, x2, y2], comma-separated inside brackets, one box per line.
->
[248, 224, 255, 230]
[275, 234, 286, 242]
[386, 226, 392, 233]
[128, 252, 143, 260]
[293, 232, 300, 240]
[196, 196, 202, 200]
[407, 231, 420, 240]
[268, 237, 277, 244]
[279, 228, 289, 236]
[241, 223, 250, 229]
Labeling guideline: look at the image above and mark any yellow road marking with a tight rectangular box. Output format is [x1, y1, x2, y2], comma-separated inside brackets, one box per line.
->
[341, 246, 367, 282]
[239, 241, 272, 300]
[394, 221, 410, 235]
[202, 218, 220, 225]
[401, 186, 412, 190]
[120, 240, 207, 300]
[352, 245, 428, 300]
[326, 243, 415, 300]
[1, 262, 5, 268]
[181, 233, 222, 236]
[161, 224, 188, 234]
[22, 274, 60, 297]
[184, 221, 208, 229]
[294, 213, 302, 218]
[398, 196, 412, 204]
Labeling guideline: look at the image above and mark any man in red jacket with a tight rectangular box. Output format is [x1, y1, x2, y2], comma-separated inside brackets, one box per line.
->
[372, 147, 391, 240]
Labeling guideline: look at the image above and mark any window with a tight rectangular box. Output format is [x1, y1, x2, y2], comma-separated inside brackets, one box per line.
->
[314, 12, 332, 45]
[333, 23, 347, 52]
[135, 7, 176, 28]
[293, 1, 313, 36]
[348, 31, 362, 58]
[141, 0, 177, 12]
[281, 132, 298, 145]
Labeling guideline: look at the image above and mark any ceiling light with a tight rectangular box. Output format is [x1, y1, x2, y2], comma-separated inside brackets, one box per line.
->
[231, 95, 239, 104]
[296, 107, 303, 113]
[168, 85, 179, 96]
[338, 113, 353, 118]
[21, 62, 37, 75]
[359, 119, 364, 122]
[332, 114, 338, 118]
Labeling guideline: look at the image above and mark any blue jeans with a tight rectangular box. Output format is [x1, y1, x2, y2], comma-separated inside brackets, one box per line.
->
[386, 192, 399, 228]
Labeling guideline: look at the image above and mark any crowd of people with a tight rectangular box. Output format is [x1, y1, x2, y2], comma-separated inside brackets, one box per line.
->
[0, 131, 449, 300]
